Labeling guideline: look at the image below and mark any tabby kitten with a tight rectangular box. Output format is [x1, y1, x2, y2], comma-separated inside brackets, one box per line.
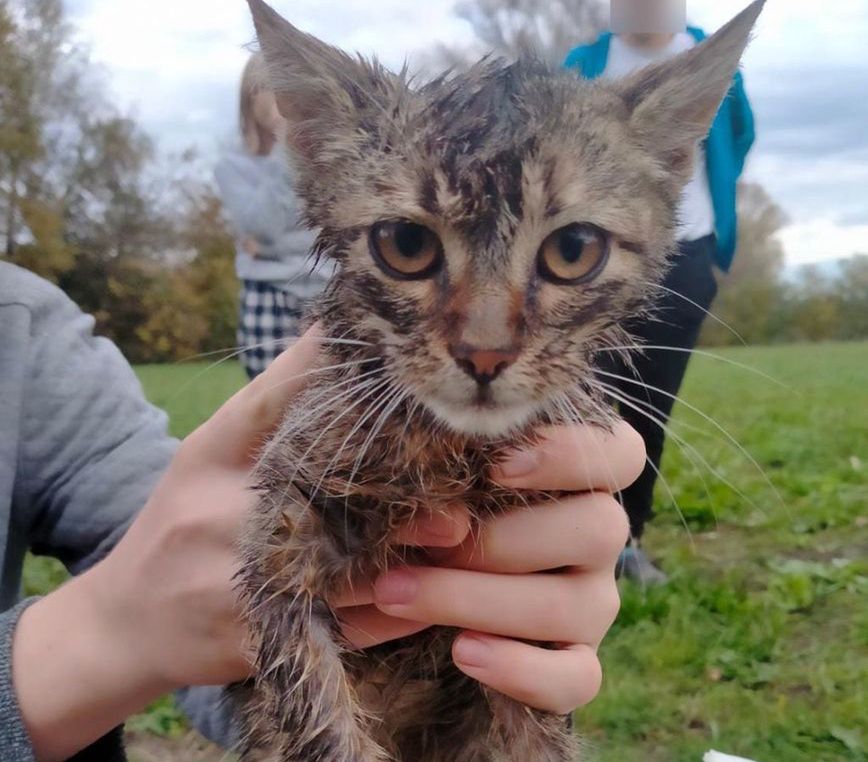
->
[237, 1, 765, 760]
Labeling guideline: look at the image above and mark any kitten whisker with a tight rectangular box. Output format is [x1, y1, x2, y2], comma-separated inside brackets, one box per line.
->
[640, 280, 748, 347]
[554, 390, 687, 576]
[337, 383, 411, 551]
[285, 376, 394, 489]
[275, 368, 387, 435]
[307, 377, 401, 506]
[597, 345, 793, 392]
[594, 369, 784, 510]
[258, 358, 381, 397]
[592, 379, 767, 520]
[166, 335, 379, 407]
[554, 392, 620, 497]
[590, 383, 701, 547]
[347, 384, 410, 492]
[252, 375, 393, 571]
[177, 334, 373, 375]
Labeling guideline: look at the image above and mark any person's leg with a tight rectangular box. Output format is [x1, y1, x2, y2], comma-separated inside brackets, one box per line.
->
[239, 281, 271, 380]
[609, 236, 719, 540]
[266, 288, 304, 371]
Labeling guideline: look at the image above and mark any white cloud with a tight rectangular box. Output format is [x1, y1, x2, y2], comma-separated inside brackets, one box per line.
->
[66, 0, 474, 154]
[65, 0, 868, 267]
[780, 218, 868, 266]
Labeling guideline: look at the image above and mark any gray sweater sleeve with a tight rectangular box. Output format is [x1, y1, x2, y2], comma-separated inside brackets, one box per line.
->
[14, 278, 178, 573]
[0, 268, 177, 760]
[1, 600, 38, 762]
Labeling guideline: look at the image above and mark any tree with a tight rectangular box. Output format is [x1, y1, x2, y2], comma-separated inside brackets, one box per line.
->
[432, 0, 606, 69]
[788, 266, 843, 342]
[836, 254, 868, 340]
[136, 190, 238, 363]
[1, 0, 173, 358]
[700, 182, 789, 346]
[0, 0, 47, 260]
[0, 0, 93, 272]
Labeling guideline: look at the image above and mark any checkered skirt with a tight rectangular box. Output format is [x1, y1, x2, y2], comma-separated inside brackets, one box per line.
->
[237, 280, 306, 379]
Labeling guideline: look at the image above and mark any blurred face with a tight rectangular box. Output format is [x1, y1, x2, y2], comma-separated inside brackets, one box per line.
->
[611, 0, 686, 34]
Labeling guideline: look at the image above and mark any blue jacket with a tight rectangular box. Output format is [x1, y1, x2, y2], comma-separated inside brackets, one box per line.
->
[563, 27, 755, 271]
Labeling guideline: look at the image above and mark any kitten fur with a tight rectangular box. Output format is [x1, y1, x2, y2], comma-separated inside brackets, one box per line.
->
[236, 2, 765, 760]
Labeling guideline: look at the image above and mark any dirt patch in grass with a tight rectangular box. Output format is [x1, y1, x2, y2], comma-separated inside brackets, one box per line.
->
[127, 731, 231, 762]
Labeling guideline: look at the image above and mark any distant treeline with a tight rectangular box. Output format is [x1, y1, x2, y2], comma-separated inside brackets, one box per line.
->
[699, 185, 867, 346]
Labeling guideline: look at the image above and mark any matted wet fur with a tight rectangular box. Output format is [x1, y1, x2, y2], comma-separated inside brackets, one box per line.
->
[235, 2, 765, 760]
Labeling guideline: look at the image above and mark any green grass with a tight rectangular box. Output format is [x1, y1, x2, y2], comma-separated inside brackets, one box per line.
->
[22, 343, 868, 761]
[579, 343, 868, 762]
[134, 361, 247, 438]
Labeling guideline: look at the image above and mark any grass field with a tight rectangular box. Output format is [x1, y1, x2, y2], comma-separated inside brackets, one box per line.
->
[23, 343, 868, 761]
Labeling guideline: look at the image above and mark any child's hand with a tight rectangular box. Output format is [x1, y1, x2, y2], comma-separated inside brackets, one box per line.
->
[242, 236, 260, 256]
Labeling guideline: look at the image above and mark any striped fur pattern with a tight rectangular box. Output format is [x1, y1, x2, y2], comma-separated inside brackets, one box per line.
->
[236, 1, 764, 759]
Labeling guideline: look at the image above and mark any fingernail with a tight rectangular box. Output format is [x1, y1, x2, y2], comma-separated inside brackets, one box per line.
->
[495, 448, 540, 480]
[416, 511, 458, 543]
[454, 634, 492, 669]
[374, 569, 418, 606]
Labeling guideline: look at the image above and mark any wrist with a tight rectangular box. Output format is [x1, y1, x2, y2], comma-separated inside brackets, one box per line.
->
[12, 566, 172, 761]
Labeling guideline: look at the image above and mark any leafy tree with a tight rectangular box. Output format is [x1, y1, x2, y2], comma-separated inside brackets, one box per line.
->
[836, 254, 868, 340]
[432, 0, 605, 69]
[1, 0, 174, 358]
[701, 182, 788, 346]
[787, 266, 842, 342]
[0, 0, 48, 261]
[136, 191, 237, 363]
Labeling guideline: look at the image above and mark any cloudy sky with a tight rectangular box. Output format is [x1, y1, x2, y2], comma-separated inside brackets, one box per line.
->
[65, 0, 868, 266]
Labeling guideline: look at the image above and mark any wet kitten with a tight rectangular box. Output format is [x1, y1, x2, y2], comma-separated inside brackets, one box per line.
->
[236, 1, 764, 760]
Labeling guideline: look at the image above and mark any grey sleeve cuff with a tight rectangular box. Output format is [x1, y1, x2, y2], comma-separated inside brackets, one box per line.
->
[0, 598, 126, 762]
[1, 599, 39, 762]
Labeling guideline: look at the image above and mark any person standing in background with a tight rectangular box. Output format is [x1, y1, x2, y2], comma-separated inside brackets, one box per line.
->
[215, 54, 328, 379]
[564, 0, 755, 583]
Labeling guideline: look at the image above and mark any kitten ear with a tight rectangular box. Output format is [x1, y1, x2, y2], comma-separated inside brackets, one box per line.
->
[246, 0, 382, 162]
[619, 0, 764, 178]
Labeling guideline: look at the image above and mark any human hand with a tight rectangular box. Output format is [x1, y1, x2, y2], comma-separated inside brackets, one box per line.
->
[348, 422, 645, 715]
[11, 328, 500, 759]
[242, 236, 260, 257]
[92, 338, 643, 711]
[13, 326, 643, 759]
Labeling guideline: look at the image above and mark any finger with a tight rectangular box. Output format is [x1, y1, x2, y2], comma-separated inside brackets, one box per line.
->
[339, 605, 430, 649]
[453, 636, 602, 714]
[491, 420, 646, 492]
[332, 579, 375, 608]
[187, 325, 322, 465]
[436, 493, 629, 574]
[373, 567, 620, 645]
[390, 504, 472, 549]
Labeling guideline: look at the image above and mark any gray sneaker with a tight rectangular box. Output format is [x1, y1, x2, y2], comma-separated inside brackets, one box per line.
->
[616, 547, 669, 585]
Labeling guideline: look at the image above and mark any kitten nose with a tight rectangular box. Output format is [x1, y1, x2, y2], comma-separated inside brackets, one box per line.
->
[449, 344, 519, 385]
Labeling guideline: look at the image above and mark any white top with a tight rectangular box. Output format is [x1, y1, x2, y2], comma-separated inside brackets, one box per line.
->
[603, 33, 716, 243]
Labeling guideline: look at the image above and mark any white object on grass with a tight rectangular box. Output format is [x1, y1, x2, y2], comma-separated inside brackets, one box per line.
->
[704, 752, 761, 762]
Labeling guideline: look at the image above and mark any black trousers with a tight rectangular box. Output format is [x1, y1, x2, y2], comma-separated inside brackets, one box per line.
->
[603, 235, 719, 540]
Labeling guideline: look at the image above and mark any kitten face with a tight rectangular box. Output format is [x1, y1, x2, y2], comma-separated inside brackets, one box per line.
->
[321, 90, 667, 436]
[248, 0, 763, 438]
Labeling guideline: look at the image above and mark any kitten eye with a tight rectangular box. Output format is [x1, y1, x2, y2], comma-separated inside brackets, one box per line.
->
[369, 220, 444, 280]
[537, 223, 610, 285]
